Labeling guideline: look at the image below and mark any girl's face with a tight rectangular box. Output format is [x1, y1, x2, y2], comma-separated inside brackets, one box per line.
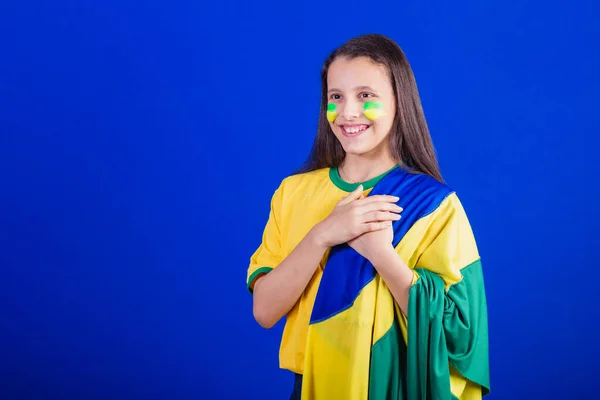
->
[326, 56, 396, 158]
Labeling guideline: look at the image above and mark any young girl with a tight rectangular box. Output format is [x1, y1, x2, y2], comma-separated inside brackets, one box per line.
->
[247, 34, 490, 400]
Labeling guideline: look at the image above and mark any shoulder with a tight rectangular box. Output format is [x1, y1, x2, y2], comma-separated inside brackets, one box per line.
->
[276, 167, 331, 197]
[268, 167, 331, 207]
[384, 169, 454, 213]
[409, 173, 467, 215]
[404, 170, 453, 196]
[382, 169, 476, 227]
[404, 173, 471, 222]
[281, 167, 330, 188]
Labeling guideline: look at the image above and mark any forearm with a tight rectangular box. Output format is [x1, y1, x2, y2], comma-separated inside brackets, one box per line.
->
[370, 247, 415, 315]
[252, 228, 327, 328]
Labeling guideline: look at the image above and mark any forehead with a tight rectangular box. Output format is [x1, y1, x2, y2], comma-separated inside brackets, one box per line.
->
[327, 56, 390, 90]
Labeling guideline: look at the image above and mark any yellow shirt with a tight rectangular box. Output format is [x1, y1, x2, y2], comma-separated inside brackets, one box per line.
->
[246, 166, 397, 374]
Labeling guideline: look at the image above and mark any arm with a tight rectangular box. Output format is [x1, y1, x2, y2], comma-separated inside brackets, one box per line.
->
[252, 229, 327, 329]
[369, 247, 415, 315]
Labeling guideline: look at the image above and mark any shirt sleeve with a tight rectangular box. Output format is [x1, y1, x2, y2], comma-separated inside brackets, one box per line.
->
[246, 182, 285, 294]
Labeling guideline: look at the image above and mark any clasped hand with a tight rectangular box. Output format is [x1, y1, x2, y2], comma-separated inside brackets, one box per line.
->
[313, 184, 402, 263]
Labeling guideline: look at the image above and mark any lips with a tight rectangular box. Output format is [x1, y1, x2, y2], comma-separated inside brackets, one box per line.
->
[340, 124, 370, 137]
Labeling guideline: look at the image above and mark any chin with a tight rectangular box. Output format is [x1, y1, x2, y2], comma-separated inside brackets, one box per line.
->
[340, 136, 387, 156]
[342, 144, 374, 156]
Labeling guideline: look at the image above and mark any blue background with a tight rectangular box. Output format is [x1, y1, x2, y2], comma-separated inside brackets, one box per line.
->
[1, 0, 599, 399]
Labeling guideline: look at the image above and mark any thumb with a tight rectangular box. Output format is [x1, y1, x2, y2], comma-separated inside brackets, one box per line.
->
[339, 184, 363, 206]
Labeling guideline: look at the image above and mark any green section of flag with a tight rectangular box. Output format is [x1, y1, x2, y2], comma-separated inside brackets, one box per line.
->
[368, 259, 490, 399]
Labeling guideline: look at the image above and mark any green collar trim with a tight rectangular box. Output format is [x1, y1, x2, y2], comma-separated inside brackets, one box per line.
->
[329, 164, 399, 192]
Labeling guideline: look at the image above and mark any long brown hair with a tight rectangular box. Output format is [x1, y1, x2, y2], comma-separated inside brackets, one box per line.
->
[296, 33, 444, 183]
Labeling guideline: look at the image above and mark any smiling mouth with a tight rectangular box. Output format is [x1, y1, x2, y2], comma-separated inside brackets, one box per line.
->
[340, 124, 370, 137]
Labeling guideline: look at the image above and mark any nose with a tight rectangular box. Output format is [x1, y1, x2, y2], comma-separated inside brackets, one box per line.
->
[339, 99, 361, 121]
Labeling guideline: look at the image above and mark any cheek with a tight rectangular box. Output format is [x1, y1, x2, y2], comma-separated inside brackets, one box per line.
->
[327, 103, 338, 122]
[329, 123, 343, 140]
[370, 114, 394, 139]
[363, 101, 387, 121]
[327, 110, 338, 122]
[364, 109, 386, 121]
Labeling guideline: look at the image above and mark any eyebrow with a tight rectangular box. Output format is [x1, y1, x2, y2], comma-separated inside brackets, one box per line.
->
[327, 85, 379, 94]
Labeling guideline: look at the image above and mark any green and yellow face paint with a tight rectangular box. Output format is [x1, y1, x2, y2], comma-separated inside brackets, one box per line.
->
[327, 103, 338, 122]
[363, 101, 387, 121]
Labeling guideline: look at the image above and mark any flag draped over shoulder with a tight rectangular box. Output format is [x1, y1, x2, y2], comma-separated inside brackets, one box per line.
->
[301, 167, 490, 400]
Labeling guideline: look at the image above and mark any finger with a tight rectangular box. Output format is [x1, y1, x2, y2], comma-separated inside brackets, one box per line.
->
[361, 211, 402, 223]
[338, 184, 364, 206]
[358, 201, 403, 214]
[363, 221, 393, 233]
[357, 195, 400, 205]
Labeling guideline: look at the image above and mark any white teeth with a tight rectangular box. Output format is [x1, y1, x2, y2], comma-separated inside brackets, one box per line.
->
[345, 126, 368, 133]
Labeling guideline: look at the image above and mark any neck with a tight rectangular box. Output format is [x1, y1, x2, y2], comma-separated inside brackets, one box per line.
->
[339, 152, 397, 183]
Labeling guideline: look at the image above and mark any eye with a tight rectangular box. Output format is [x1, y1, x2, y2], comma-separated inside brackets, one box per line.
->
[330, 94, 342, 100]
[359, 92, 374, 99]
